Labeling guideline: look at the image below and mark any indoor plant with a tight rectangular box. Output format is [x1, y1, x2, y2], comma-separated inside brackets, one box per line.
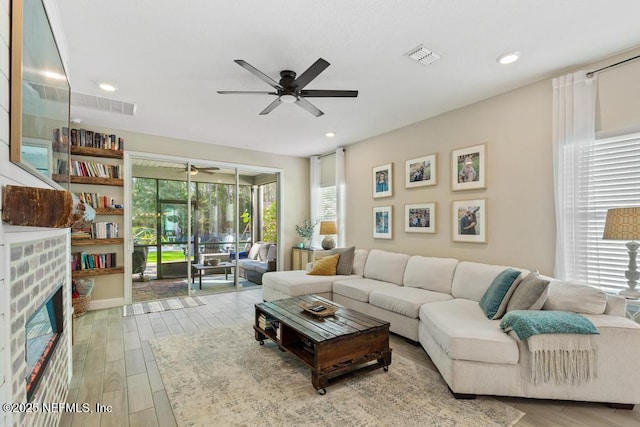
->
[295, 219, 317, 248]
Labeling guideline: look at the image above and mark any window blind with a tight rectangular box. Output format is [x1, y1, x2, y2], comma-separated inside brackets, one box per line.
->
[580, 133, 640, 292]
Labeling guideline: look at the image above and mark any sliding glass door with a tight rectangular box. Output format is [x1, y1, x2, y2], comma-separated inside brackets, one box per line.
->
[128, 155, 280, 303]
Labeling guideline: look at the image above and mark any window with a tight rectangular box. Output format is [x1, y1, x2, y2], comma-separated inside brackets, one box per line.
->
[574, 132, 640, 292]
[319, 185, 336, 222]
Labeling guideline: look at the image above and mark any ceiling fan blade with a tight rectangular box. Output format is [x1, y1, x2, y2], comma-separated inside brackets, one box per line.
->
[292, 58, 330, 90]
[234, 60, 282, 90]
[300, 90, 359, 98]
[296, 97, 324, 117]
[259, 98, 282, 115]
[217, 91, 278, 95]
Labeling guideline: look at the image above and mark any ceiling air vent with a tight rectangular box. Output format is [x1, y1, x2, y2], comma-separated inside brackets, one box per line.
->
[406, 45, 441, 66]
[71, 92, 137, 116]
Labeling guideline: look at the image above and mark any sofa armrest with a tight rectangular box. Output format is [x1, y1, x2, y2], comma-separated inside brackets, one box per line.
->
[604, 294, 627, 317]
[268, 260, 277, 272]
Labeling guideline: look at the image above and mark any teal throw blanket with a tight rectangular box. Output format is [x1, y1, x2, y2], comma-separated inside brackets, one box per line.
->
[500, 310, 599, 341]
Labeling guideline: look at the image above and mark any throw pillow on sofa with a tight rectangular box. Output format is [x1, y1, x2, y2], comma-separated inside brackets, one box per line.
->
[308, 253, 340, 276]
[542, 280, 607, 314]
[506, 272, 550, 312]
[330, 246, 356, 275]
[479, 268, 523, 320]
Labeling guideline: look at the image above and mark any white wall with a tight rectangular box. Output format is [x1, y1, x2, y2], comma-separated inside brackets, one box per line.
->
[344, 46, 640, 276]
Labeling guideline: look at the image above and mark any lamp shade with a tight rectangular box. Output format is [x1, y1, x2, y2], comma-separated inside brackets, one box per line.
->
[319, 221, 337, 235]
[603, 207, 640, 240]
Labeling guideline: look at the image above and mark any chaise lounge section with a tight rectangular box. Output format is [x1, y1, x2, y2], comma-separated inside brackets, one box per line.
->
[262, 248, 640, 407]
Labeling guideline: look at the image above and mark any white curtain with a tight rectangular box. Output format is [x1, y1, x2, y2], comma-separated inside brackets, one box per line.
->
[309, 155, 321, 248]
[335, 147, 346, 247]
[553, 71, 598, 280]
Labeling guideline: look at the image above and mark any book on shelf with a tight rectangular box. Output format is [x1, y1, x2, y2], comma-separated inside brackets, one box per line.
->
[71, 159, 122, 179]
[75, 192, 119, 209]
[71, 128, 124, 151]
[91, 222, 119, 239]
[71, 252, 117, 271]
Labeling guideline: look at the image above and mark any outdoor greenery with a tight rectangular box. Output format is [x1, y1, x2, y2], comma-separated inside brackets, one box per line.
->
[263, 201, 277, 242]
[147, 250, 184, 264]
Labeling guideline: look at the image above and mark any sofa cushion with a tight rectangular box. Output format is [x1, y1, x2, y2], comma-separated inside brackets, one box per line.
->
[239, 259, 267, 273]
[331, 246, 356, 275]
[247, 241, 262, 260]
[363, 249, 410, 285]
[258, 242, 272, 261]
[308, 253, 340, 276]
[403, 256, 458, 294]
[542, 280, 607, 314]
[332, 278, 399, 303]
[369, 287, 453, 319]
[451, 261, 529, 302]
[479, 268, 523, 320]
[352, 249, 369, 276]
[506, 272, 550, 312]
[262, 270, 350, 297]
[265, 244, 277, 261]
[419, 299, 519, 365]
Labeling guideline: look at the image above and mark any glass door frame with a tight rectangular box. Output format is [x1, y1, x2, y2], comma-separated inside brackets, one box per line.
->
[124, 151, 282, 304]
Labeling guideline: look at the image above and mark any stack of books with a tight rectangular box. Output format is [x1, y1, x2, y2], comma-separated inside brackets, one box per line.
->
[71, 252, 117, 271]
[71, 128, 124, 152]
[91, 222, 119, 239]
[75, 192, 118, 209]
[258, 313, 280, 338]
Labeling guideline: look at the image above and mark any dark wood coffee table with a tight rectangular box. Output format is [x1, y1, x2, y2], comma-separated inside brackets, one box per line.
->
[254, 295, 391, 394]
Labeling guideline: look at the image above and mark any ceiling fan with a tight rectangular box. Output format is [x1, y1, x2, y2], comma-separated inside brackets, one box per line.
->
[217, 58, 358, 117]
[177, 165, 220, 176]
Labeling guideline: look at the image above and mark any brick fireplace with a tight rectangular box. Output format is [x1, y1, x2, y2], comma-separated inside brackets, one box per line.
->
[7, 229, 71, 427]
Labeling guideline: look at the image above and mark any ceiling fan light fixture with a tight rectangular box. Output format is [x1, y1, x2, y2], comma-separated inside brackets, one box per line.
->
[406, 45, 441, 66]
[279, 94, 297, 104]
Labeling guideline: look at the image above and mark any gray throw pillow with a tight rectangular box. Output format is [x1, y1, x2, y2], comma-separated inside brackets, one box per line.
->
[506, 272, 550, 312]
[331, 246, 356, 275]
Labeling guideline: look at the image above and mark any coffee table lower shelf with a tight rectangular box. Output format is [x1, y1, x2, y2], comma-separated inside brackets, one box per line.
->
[254, 296, 392, 395]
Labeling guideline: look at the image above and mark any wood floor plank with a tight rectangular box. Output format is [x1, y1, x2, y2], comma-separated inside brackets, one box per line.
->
[129, 407, 159, 427]
[101, 388, 130, 427]
[125, 348, 147, 376]
[103, 359, 127, 393]
[127, 372, 154, 414]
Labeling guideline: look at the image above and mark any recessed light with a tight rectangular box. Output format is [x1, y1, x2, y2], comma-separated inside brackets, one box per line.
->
[41, 70, 66, 80]
[497, 51, 520, 65]
[325, 132, 335, 138]
[98, 83, 117, 92]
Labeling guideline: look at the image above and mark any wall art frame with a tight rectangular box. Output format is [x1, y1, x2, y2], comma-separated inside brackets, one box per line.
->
[452, 199, 487, 243]
[373, 163, 393, 198]
[373, 206, 393, 239]
[404, 202, 436, 233]
[405, 154, 437, 188]
[451, 143, 486, 191]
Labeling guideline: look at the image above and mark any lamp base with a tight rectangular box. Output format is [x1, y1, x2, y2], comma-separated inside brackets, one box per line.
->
[619, 288, 640, 299]
[321, 236, 336, 250]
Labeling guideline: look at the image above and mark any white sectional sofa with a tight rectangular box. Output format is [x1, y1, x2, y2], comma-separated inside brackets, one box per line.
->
[262, 248, 640, 407]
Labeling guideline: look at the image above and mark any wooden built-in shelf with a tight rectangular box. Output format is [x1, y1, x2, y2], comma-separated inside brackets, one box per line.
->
[72, 266, 124, 278]
[71, 238, 124, 246]
[70, 146, 123, 159]
[94, 207, 124, 215]
[52, 174, 70, 183]
[70, 176, 124, 186]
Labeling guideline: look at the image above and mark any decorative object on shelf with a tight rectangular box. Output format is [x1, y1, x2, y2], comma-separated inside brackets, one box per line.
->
[405, 154, 437, 188]
[373, 206, 393, 239]
[295, 219, 317, 248]
[603, 207, 640, 299]
[319, 221, 337, 249]
[452, 199, 487, 243]
[373, 163, 393, 198]
[451, 143, 487, 191]
[299, 300, 338, 317]
[405, 202, 436, 233]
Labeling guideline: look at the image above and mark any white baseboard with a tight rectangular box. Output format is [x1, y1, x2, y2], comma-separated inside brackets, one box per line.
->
[89, 298, 124, 311]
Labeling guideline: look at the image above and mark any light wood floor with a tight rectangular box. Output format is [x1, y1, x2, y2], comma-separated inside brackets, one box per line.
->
[62, 289, 640, 427]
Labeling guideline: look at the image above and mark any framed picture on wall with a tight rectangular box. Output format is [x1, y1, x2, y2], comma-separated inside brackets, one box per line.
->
[373, 163, 393, 198]
[405, 203, 436, 233]
[452, 199, 486, 243]
[405, 154, 437, 188]
[451, 143, 486, 191]
[373, 206, 393, 239]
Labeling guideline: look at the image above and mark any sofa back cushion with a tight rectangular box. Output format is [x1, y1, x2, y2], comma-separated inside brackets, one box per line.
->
[542, 280, 607, 314]
[403, 256, 459, 294]
[265, 244, 277, 262]
[247, 241, 262, 260]
[352, 249, 369, 276]
[330, 246, 356, 275]
[363, 249, 410, 285]
[451, 261, 529, 302]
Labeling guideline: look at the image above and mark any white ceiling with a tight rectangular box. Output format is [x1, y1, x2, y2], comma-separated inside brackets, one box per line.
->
[56, 1, 640, 158]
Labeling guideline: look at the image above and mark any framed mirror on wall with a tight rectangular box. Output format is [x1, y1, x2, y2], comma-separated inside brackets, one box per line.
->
[10, 0, 70, 189]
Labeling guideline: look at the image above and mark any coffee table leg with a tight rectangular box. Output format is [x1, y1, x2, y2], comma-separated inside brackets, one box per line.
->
[199, 270, 203, 289]
[311, 372, 328, 395]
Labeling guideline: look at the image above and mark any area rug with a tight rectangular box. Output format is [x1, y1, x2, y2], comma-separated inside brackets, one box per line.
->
[122, 296, 206, 316]
[150, 325, 524, 426]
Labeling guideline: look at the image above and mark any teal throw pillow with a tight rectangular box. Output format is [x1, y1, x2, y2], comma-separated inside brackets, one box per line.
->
[479, 268, 522, 320]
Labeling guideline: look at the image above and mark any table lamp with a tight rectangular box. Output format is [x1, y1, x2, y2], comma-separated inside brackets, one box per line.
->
[319, 221, 337, 250]
[603, 207, 640, 298]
